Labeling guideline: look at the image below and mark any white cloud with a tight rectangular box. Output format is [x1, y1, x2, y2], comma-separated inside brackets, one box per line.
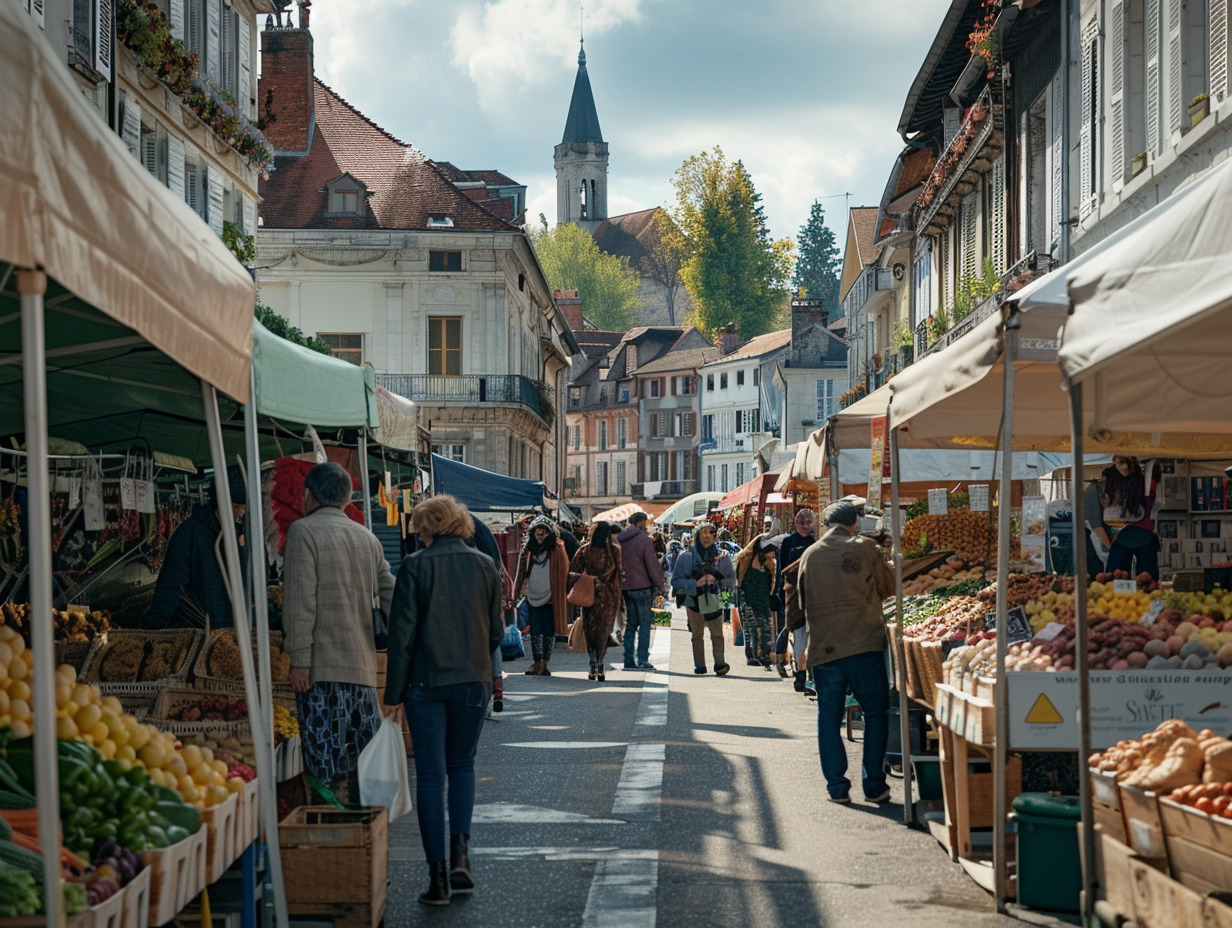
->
[449, 0, 645, 110]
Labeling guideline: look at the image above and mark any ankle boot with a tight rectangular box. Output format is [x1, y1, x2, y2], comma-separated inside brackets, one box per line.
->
[449, 834, 475, 893]
[419, 860, 451, 906]
[492, 677, 504, 713]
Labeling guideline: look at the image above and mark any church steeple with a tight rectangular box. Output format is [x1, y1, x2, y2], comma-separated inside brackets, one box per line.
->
[555, 38, 609, 230]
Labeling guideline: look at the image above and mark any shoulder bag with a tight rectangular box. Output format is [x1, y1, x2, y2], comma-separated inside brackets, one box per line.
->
[567, 570, 596, 607]
[372, 555, 389, 649]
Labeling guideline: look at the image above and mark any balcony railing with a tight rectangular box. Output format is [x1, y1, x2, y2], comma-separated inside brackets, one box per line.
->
[377, 373, 548, 423]
[917, 83, 1005, 235]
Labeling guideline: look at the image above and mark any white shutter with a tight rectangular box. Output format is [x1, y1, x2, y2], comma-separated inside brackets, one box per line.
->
[121, 95, 140, 158]
[1146, 0, 1161, 156]
[205, 0, 221, 81]
[185, 158, 200, 214]
[1079, 17, 1096, 217]
[188, 0, 201, 58]
[1214, 0, 1230, 103]
[242, 196, 256, 236]
[1049, 74, 1064, 250]
[94, 0, 113, 75]
[237, 18, 251, 119]
[1165, 0, 1182, 139]
[169, 0, 184, 40]
[1109, 0, 1126, 184]
[166, 135, 185, 201]
[960, 192, 978, 283]
[207, 169, 224, 236]
[989, 155, 1007, 274]
[141, 129, 157, 177]
[29, 0, 44, 28]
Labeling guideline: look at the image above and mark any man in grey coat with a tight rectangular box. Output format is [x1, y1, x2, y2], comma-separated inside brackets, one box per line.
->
[284, 462, 396, 802]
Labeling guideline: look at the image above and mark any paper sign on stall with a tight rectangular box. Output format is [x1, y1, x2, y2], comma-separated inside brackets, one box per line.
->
[968, 485, 990, 512]
[927, 489, 949, 516]
[868, 416, 887, 511]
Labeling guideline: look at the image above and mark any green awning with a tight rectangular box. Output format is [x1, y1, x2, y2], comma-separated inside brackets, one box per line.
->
[252, 319, 378, 429]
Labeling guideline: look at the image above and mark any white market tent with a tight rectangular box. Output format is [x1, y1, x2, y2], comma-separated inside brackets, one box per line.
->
[0, 6, 285, 922]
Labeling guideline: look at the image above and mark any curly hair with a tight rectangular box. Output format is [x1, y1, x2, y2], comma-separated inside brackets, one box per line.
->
[1102, 457, 1145, 518]
[411, 495, 475, 540]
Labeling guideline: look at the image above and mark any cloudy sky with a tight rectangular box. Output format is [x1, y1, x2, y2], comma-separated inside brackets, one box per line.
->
[297, 0, 953, 249]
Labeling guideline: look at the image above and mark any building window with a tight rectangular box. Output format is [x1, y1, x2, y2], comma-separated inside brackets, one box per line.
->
[753, 367, 759, 386]
[620, 388, 630, 404]
[330, 190, 360, 214]
[626, 345, 637, 371]
[679, 376, 696, 395]
[816, 379, 836, 421]
[319, 333, 364, 366]
[596, 461, 609, 496]
[720, 372, 728, 389]
[618, 419, 628, 449]
[650, 379, 661, 398]
[736, 462, 745, 486]
[427, 215, 454, 228]
[721, 464, 729, 492]
[570, 387, 581, 408]
[737, 369, 745, 386]
[429, 250, 463, 272]
[599, 420, 609, 451]
[572, 425, 581, 450]
[736, 410, 743, 433]
[616, 461, 627, 496]
[431, 443, 465, 462]
[427, 317, 462, 375]
[707, 464, 716, 491]
[702, 414, 714, 441]
[676, 413, 693, 437]
[706, 374, 714, 391]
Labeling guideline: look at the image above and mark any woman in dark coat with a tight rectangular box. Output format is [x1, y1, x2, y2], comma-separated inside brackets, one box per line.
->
[567, 521, 622, 681]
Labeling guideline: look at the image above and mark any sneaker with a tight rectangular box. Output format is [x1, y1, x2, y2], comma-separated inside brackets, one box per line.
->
[827, 792, 851, 804]
[714, 663, 731, 676]
[694, 666, 707, 675]
[623, 662, 638, 671]
[865, 788, 892, 803]
[802, 686, 817, 698]
[637, 662, 655, 671]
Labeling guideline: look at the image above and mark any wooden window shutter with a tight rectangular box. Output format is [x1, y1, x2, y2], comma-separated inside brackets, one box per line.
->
[168, 0, 184, 40]
[1213, 0, 1230, 103]
[1109, 0, 1126, 184]
[989, 155, 1007, 275]
[1165, 0, 1182, 139]
[1079, 16, 1097, 217]
[960, 192, 978, 283]
[207, 169, 224, 236]
[188, 0, 201, 57]
[237, 17, 251, 118]
[29, 0, 45, 28]
[121, 95, 140, 158]
[184, 158, 199, 213]
[1048, 74, 1064, 248]
[94, 0, 113, 75]
[1147, 0, 1162, 156]
[166, 135, 185, 200]
[205, 0, 221, 81]
[242, 196, 255, 236]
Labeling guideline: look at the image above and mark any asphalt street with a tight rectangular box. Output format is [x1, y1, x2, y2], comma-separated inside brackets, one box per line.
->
[384, 609, 1018, 927]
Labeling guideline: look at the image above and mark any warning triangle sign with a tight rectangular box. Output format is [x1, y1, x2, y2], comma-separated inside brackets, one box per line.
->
[1025, 693, 1064, 724]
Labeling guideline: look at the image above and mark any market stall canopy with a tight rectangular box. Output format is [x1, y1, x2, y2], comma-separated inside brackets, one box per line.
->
[252, 320, 378, 428]
[654, 491, 724, 527]
[717, 473, 778, 512]
[591, 502, 646, 523]
[830, 387, 893, 450]
[372, 386, 419, 452]
[0, 4, 254, 403]
[431, 454, 544, 512]
[1060, 158, 1232, 446]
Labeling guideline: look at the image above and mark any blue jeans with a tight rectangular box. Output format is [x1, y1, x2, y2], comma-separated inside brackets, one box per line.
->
[404, 682, 490, 861]
[812, 651, 890, 800]
[622, 588, 654, 666]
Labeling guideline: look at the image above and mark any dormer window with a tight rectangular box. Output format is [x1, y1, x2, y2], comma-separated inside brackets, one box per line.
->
[322, 173, 369, 217]
[427, 215, 455, 228]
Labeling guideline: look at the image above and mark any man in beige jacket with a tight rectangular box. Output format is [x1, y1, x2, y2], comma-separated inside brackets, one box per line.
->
[284, 462, 396, 802]
[797, 501, 895, 804]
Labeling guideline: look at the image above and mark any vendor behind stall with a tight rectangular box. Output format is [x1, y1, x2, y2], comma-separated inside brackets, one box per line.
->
[142, 466, 247, 628]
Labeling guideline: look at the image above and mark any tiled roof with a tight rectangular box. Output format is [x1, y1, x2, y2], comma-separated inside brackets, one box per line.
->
[702, 328, 792, 366]
[634, 346, 719, 374]
[850, 207, 881, 267]
[259, 81, 520, 233]
[591, 208, 661, 263]
[433, 163, 520, 187]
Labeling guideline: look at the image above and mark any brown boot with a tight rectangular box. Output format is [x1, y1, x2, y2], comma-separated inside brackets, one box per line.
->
[540, 662, 551, 677]
[524, 660, 541, 675]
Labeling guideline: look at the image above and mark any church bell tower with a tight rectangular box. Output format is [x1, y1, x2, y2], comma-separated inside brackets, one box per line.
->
[554, 39, 608, 231]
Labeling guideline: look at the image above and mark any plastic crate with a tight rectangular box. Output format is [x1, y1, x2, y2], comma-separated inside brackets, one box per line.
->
[1012, 792, 1082, 913]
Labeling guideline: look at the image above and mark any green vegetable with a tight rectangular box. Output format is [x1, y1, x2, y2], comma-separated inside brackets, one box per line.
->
[0, 838, 44, 881]
[154, 799, 202, 836]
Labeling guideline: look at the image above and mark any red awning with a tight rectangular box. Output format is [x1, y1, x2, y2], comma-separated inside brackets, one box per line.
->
[717, 473, 778, 512]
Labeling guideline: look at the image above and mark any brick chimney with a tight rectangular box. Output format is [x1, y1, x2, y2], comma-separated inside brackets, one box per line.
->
[554, 289, 584, 331]
[719, 331, 742, 356]
[259, 27, 315, 154]
[789, 298, 828, 367]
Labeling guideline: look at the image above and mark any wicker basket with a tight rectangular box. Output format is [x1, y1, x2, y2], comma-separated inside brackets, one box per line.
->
[54, 637, 101, 674]
[79, 628, 204, 685]
[193, 628, 294, 699]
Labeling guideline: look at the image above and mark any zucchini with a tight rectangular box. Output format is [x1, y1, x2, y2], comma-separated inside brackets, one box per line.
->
[0, 838, 44, 883]
[0, 816, 10, 841]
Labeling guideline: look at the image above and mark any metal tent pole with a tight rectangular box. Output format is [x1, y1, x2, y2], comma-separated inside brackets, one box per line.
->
[889, 420, 915, 825]
[20, 269, 62, 925]
[203, 382, 288, 928]
[993, 318, 1019, 913]
[1069, 379, 1096, 923]
[360, 430, 373, 530]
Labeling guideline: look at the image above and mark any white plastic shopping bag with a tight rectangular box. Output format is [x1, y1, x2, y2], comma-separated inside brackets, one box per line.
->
[358, 716, 413, 821]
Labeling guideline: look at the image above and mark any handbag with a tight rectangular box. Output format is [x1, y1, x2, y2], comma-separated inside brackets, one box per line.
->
[567, 571, 596, 607]
[567, 617, 587, 653]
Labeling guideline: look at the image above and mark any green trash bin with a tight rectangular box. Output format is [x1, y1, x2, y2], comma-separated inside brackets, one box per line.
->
[1012, 792, 1082, 913]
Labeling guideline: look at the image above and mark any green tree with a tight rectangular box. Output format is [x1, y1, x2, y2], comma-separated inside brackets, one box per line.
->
[668, 147, 794, 340]
[532, 223, 640, 331]
[640, 210, 686, 326]
[254, 303, 333, 355]
[793, 201, 841, 314]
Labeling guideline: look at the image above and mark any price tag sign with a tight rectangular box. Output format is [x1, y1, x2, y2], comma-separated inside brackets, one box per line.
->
[1005, 606, 1033, 644]
[1112, 579, 1138, 595]
[1140, 599, 1165, 625]
[928, 488, 949, 516]
[1035, 622, 1067, 641]
[969, 485, 990, 512]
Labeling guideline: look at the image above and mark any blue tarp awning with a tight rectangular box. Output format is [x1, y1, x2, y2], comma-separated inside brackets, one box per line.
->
[431, 454, 544, 512]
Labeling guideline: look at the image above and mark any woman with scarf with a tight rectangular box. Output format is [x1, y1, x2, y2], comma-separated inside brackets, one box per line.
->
[567, 521, 622, 681]
[514, 516, 569, 676]
[1085, 455, 1161, 578]
[671, 523, 736, 675]
[735, 534, 777, 668]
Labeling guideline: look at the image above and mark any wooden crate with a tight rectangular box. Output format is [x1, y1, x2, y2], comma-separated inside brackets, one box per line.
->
[1090, 769, 1128, 844]
[279, 807, 388, 928]
[139, 827, 207, 928]
[1158, 796, 1232, 893]
[119, 865, 151, 928]
[1119, 783, 1169, 868]
[202, 792, 239, 884]
[966, 753, 1022, 825]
